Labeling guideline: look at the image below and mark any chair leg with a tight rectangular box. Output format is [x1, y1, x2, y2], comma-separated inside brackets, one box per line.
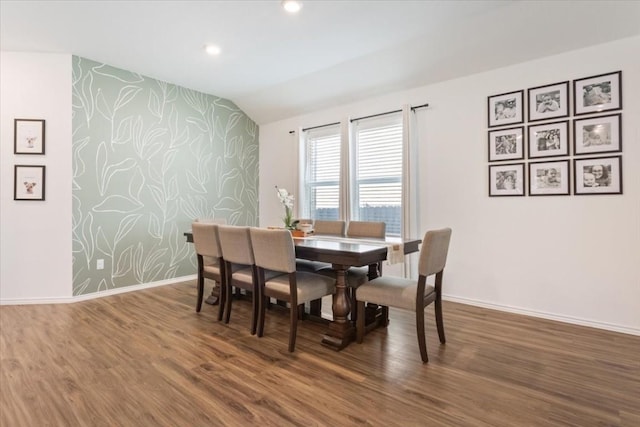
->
[223, 284, 233, 324]
[356, 300, 366, 343]
[288, 304, 299, 352]
[310, 298, 321, 317]
[346, 287, 358, 323]
[435, 298, 446, 344]
[196, 274, 204, 312]
[416, 308, 428, 363]
[381, 305, 389, 327]
[257, 295, 267, 337]
[250, 290, 258, 335]
[217, 282, 225, 321]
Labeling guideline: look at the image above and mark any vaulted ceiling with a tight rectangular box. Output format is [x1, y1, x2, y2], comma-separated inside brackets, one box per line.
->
[2, 1, 639, 124]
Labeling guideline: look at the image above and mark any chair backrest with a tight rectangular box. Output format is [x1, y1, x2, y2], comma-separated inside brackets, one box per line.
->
[313, 220, 346, 236]
[191, 222, 222, 258]
[218, 225, 253, 265]
[346, 221, 386, 239]
[418, 228, 452, 277]
[250, 228, 296, 273]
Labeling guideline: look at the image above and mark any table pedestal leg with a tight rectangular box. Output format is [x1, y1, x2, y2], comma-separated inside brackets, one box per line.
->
[322, 264, 355, 350]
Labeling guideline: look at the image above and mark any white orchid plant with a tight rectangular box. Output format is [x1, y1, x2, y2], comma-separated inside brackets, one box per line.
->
[275, 186, 298, 230]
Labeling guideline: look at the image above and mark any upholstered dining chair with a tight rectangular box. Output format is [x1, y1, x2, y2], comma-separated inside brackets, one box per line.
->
[313, 220, 346, 237]
[194, 218, 227, 305]
[345, 220, 386, 282]
[217, 225, 260, 334]
[316, 221, 386, 319]
[191, 221, 225, 320]
[296, 219, 347, 274]
[355, 228, 452, 363]
[250, 228, 336, 352]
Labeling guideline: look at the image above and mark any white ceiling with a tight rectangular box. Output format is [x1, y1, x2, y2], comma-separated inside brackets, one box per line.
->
[2, 1, 639, 124]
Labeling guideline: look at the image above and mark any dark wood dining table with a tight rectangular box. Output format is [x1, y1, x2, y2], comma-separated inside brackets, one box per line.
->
[184, 231, 420, 351]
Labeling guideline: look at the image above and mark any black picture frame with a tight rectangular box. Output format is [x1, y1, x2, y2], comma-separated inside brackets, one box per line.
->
[488, 163, 525, 197]
[527, 81, 570, 122]
[528, 160, 570, 196]
[14, 165, 46, 201]
[488, 126, 524, 162]
[574, 156, 622, 195]
[14, 119, 46, 155]
[573, 71, 622, 116]
[573, 113, 622, 156]
[487, 90, 524, 128]
[527, 120, 570, 159]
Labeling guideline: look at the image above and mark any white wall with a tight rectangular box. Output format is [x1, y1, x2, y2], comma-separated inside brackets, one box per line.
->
[259, 36, 640, 335]
[1, 52, 73, 302]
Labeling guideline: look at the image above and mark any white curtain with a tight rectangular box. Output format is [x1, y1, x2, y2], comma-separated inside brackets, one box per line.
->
[402, 105, 420, 278]
[339, 118, 352, 221]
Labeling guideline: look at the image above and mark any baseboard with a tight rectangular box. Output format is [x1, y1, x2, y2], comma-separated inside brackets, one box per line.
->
[444, 294, 640, 337]
[0, 275, 196, 306]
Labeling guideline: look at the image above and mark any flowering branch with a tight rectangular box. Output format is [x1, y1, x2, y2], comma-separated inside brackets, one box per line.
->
[275, 186, 298, 230]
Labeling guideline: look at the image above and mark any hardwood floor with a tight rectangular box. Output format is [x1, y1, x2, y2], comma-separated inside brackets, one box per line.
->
[1, 280, 638, 426]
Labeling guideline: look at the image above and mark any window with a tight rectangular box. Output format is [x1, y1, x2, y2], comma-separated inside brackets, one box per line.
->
[301, 114, 404, 236]
[352, 114, 403, 236]
[302, 125, 341, 220]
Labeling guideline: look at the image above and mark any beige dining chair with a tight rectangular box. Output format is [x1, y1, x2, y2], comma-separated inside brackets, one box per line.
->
[191, 221, 226, 320]
[296, 219, 347, 274]
[217, 225, 260, 334]
[316, 221, 386, 320]
[194, 218, 227, 305]
[250, 228, 336, 352]
[355, 228, 452, 363]
[313, 220, 346, 236]
[345, 220, 386, 282]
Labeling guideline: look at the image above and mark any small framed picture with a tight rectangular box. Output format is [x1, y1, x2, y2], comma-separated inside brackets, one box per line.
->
[573, 113, 621, 156]
[488, 90, 524, 128]
[529, 160, 570, 196]
[488, 126, 524, 162]
[528, 81, 569, 122]
[14, 165, 46, 201]
[489, 163, 525, 197]
[527, 120, 570, 159]
[574, 156, 622, 195]
[14, 119, 45, 155]
[573, 71, 622, 116]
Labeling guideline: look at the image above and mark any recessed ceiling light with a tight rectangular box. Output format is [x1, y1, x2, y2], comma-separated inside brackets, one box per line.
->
[282, 0, 302, 13]
[205, 44, 221, 56]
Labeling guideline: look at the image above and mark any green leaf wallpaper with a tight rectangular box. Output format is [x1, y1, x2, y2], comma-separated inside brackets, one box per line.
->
[72, 56, 259, 295]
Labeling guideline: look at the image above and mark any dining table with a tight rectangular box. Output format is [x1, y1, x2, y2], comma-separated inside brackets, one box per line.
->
[184, 230, 421, 351]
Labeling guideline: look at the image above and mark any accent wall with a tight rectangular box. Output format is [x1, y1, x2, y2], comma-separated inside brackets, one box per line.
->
[71, 56, 259, 295]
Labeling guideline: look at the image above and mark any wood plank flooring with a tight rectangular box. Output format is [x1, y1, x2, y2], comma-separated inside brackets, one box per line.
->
[1, 280, 639, 426]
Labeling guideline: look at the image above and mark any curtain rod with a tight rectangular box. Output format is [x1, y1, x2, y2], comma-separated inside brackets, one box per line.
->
[350, 103, 430, 122]
[301, 121, 341, 132]
[290, 103, 430, 132]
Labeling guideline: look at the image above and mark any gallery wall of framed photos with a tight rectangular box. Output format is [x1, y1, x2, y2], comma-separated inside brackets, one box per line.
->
[13, 118, 47, 201]
[487, 70, 623, 197]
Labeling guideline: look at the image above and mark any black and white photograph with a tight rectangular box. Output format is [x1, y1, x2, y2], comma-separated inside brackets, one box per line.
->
[574, 156, 622, 195]
[489, 163, 525, 197]
[527, 120, 569, 159]
[488, 126, 524, 162]
[529, 160, 570, 196]
[14, 165, 46, 201]
[14, 118, 45, 155]
[573, 113, 621, 156]
[527, 81, 569, 122]
[487, 90, 524, 128]
[573, 71, 622, 116]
